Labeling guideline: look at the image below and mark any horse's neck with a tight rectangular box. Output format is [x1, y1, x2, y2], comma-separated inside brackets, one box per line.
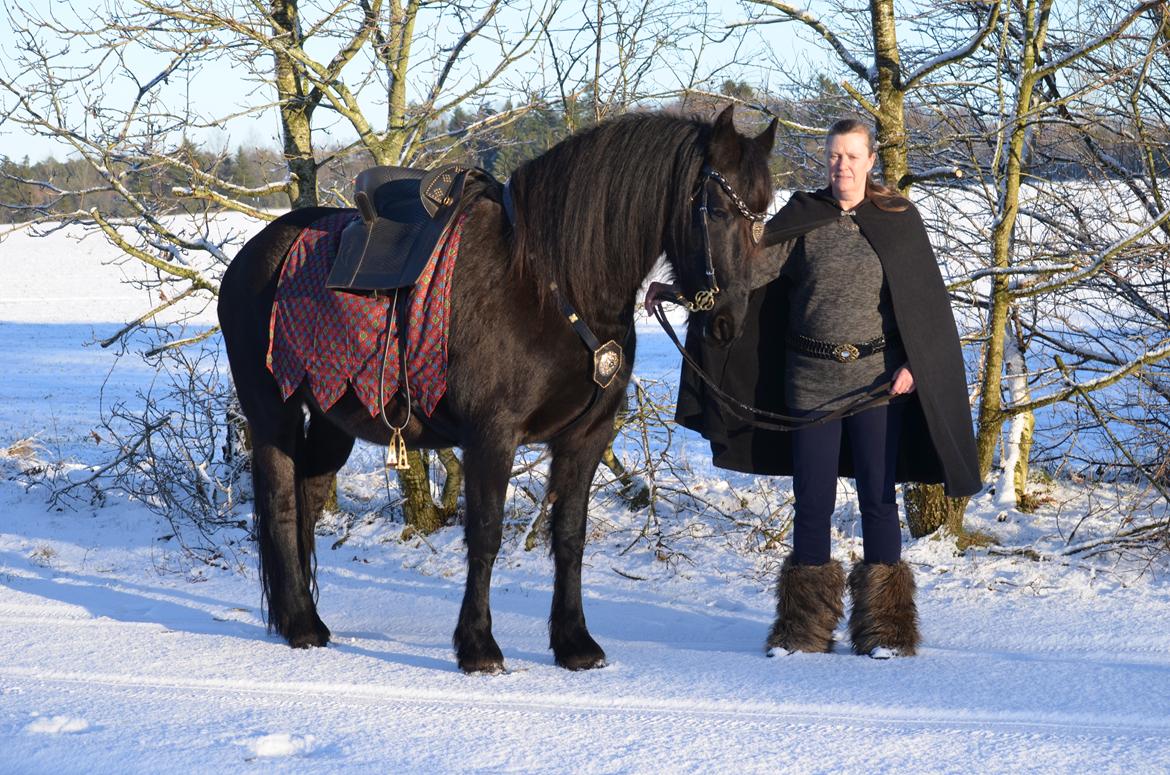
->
[573, 259, 656, 336]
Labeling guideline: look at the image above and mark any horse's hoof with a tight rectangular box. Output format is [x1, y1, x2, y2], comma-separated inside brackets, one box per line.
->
[552, 633, 607, 671]
[284, 616, 331, 649]
[555, 651, 607, 671]
[458, 654, 507, 674]
[455, 632, 505, 674]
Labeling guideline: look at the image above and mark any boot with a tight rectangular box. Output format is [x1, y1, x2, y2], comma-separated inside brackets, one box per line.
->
[847, 560, 921, 657]
[765, 554, 845, 655]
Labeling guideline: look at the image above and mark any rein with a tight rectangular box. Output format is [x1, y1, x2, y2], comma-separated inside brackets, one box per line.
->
[650, 299, 900, 431]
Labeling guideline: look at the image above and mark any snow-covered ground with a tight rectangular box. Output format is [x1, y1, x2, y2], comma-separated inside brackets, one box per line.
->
[2, 219, 1169, 773]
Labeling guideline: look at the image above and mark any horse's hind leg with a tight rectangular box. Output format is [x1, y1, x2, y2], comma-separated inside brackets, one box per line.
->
[252, 404, 350, 648]
[291, 412, 355, 628]
[453, 440, 515, 673]
[547, 422, 611, 670]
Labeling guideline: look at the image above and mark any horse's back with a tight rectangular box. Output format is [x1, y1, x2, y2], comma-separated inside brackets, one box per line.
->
[221, 207, 352, 302]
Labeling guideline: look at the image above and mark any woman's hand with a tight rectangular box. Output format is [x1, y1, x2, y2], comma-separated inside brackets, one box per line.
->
[890, 364, 916, 395]
[643, 281, 680, 314]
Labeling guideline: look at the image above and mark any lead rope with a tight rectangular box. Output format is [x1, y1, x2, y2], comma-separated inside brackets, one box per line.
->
[651, 299, 899, 431]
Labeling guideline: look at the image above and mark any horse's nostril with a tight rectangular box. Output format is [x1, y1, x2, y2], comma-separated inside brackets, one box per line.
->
[711, 314, 733, 343]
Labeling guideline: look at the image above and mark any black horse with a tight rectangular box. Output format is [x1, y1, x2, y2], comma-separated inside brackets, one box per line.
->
[218, 105, 776, 673]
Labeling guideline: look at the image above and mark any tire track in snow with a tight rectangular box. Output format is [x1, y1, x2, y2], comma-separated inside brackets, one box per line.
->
[3, 666, 1168, 740]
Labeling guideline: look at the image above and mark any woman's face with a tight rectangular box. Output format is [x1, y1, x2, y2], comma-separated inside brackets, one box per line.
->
[825, 131, 875, 204]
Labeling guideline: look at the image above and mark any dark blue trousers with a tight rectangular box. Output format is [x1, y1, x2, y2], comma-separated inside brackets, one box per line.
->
[791, 402, 905, 566]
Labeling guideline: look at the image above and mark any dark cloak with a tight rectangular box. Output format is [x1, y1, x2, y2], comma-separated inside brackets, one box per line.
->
[675, 188, 982, 497]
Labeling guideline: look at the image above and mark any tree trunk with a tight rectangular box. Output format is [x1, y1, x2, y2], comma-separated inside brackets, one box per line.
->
[880, 0, 1050, 538]
[602, 443, 650, 510]
[1014, 411, 1036, 507]
[905, 483, 964, 538]
[271, 0, 319, 209]
[975, 0, 1050, 486]
[601, 403, 651, 510]
[870, 0, 910, 189]
[1002, 317, 1035, 508]
[437, 447, 462, 517]
[868, 0, 965, 539]
[398, 449, 445, 534]
[358, 1, 459, 523]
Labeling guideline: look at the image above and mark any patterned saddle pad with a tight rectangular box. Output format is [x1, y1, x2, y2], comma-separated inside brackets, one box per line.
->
[266, 210, 466, 417]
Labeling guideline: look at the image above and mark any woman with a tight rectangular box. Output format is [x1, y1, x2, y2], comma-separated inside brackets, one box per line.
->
[670, 119, 981, 658]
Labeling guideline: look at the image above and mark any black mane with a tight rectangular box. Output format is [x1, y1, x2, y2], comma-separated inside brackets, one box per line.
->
[507, 112, 712, 318]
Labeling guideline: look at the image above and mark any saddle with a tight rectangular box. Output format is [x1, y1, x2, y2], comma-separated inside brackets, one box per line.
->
[327, 164, 473, 292]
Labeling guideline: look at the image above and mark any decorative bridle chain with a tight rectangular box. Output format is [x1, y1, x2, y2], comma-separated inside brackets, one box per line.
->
[682, 167, 769, 312]
[702, 167, 769, 225]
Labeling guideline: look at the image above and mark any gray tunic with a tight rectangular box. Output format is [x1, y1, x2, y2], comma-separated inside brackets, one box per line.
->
[778, 210, 905, 411]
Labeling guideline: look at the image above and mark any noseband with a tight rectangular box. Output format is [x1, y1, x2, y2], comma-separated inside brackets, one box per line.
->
[679, 166, 769, 312]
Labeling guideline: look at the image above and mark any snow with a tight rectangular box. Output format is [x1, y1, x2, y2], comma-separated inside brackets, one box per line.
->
[23, 716, 90, 735]
[242, 733, 318, 759]
[1, 215, 1169, 773]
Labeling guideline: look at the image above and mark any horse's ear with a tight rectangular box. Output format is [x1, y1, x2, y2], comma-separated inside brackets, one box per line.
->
[755, 118, 778, 155]
[711, 104, 738, 149]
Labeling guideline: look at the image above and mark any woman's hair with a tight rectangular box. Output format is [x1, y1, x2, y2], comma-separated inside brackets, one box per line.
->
[827, 118, 911, 213]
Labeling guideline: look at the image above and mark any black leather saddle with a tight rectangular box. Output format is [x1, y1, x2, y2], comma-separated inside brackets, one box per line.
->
[327, 164, 472, 293]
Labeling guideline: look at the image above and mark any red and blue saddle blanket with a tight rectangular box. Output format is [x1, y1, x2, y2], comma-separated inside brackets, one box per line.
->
[266, 210, 466, 417]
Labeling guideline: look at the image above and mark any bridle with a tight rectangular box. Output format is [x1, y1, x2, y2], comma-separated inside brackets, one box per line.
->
[678, 166, 769, 312]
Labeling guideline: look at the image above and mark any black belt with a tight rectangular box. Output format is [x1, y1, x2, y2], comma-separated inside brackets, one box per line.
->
[787, 332, 898, 363]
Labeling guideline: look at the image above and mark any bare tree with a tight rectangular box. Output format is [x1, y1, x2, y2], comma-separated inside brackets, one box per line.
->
[917, 0, 1170, 536]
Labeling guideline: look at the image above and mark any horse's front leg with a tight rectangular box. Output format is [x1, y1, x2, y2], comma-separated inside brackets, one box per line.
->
[546, 418, 612, 670]
[453, 440, 514, 673]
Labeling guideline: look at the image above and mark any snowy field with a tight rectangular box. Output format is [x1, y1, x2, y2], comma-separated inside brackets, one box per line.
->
[2, 218, 1170, 773]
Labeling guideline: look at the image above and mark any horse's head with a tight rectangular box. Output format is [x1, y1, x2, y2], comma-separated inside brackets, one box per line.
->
[669, 105, 776, 346]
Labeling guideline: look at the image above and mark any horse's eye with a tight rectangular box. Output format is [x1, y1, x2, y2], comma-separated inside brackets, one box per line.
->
[710, 207, 729, 220]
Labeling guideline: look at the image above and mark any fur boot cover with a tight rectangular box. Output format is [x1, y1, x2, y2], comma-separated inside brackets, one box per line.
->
[847, 561, 921, 656]
[765, 555, 845, 654]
